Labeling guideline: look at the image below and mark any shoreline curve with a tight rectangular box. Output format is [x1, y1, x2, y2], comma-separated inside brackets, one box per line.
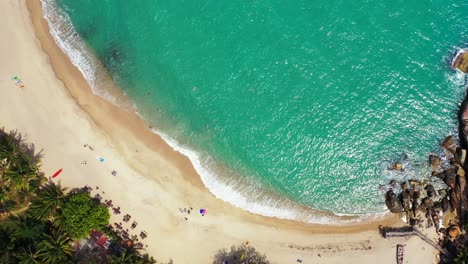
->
[33, 0, 394, 224]
[0, 0, 440, 262]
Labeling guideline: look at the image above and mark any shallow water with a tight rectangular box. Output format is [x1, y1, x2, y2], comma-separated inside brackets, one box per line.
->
[49, 0, 468, 220]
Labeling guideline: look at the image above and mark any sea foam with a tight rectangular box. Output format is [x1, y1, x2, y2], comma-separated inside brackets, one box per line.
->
[41, 0, 117, 104]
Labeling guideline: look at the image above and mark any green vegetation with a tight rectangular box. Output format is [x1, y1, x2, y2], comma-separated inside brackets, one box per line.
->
[0, 128, 158, 264]
[29, 181, 66, 221]
[212, 244, 270, 264]
[60, 192, 109, 239]
[1, 127, 261, 264]
[36, 228, 74, 264]
[454, 247, 468, 264]
[0, 129, 45, 214]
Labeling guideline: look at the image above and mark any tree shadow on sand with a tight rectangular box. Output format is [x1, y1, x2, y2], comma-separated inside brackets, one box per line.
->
[0, 127, 44, 166]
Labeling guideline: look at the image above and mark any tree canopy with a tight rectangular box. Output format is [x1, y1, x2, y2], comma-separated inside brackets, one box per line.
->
[0, 129, 44, 213]
[29, 181, 66, 221]
[212, 244, 270, 264]
[60, 192, 110, 239]
[0, 127, 158, 263]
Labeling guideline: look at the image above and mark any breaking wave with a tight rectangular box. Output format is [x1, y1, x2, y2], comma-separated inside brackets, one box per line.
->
[42, 0, 118, 104]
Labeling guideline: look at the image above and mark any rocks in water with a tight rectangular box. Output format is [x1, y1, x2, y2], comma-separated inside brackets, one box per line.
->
[429, 155, 441, 171]
[452, 49, 468, 73]
[408, 179, 421, 188]
[444, 171, 457, 189]
[401, 190, 411, 206]
[441, 195, 450, 212]
[388, 162, 403, 171]
[401, 181, 408, 190]
[432, 171, 445, 180]
[389, 179, 398, 188]
[441, 135, 457, 154]
[454, 148, 467, 167]
[385, 190, 404, 213]
[459, 100, 468, 147]
[425, 184, 436, 199]
[423, 197, 434, 208]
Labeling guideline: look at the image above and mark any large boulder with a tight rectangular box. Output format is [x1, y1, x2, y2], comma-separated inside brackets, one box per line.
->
[450, 189, 460, 213]
[455, 148, 467, 167]
[385, 190, 404, 213]
[441, 195, 450, 212]
[425, 184, 436, 198]
[445, 170, 457, 189]
[423, 197, 434, 209]
[441, 135, 457, 154]
[448, 225, 461, 239]
[459, 100, 468, 148]
[429, 155, 441, 171]
[453, 50, 468, 73]
[388, 162, 403, 171]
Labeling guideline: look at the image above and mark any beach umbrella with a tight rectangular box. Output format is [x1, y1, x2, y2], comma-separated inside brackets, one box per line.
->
[52, 168, 63, 178]
[199, 209, 206, 215]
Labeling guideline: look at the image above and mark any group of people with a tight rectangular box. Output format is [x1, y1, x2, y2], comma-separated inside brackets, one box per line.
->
[179, 207, 193, 221]
[82, 143, 118, 176]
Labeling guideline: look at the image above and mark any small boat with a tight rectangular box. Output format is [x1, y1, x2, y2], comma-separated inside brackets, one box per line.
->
[396, 244, 405, 264]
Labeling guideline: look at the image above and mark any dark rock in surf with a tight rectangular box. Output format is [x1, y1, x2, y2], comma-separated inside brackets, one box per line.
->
[452, 50, 468, 73]
[388, 162, 403, 171]
[425, 184, 436, 199]
[441, 135, 457, 154]
[429, 155, 441, 170]
[385, 190, 404, 213]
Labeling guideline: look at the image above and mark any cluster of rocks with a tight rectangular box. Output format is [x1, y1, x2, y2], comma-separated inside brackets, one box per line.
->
[381, 49, 468, 262]
[383, 135, 468, 261]
[385, 136, 464, 226]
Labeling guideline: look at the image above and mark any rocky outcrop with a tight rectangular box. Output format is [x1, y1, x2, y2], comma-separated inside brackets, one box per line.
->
[458, 100, 468, 149]
[385, 190, 404, 213]
[429, 155, 441, 171]
[441, 136, 457, 154]
[388, 162, 403, 171]
[452, 50, 468, 73]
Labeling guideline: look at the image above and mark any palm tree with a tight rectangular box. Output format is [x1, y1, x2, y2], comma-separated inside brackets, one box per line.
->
[3, 215, 45, 245]
[0, 225, 15, 263]
[29, 182, 66, 221]
[4, 170, 30, 193]
[0, 132, 22, 177]
[0, 131, 44, 211]
[36, 228, 73, 264]
[110, 248, 139, 264]
[13, 245, 40, 264]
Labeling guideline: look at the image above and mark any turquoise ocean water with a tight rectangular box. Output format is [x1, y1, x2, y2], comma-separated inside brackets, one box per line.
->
[44, 0, 468, 222]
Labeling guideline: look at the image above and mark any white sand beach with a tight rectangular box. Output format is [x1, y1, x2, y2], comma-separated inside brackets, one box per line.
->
[0, 0, 438, 263]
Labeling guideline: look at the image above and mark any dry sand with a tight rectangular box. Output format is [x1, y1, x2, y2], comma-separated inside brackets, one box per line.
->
[0, 0, 439, 263]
